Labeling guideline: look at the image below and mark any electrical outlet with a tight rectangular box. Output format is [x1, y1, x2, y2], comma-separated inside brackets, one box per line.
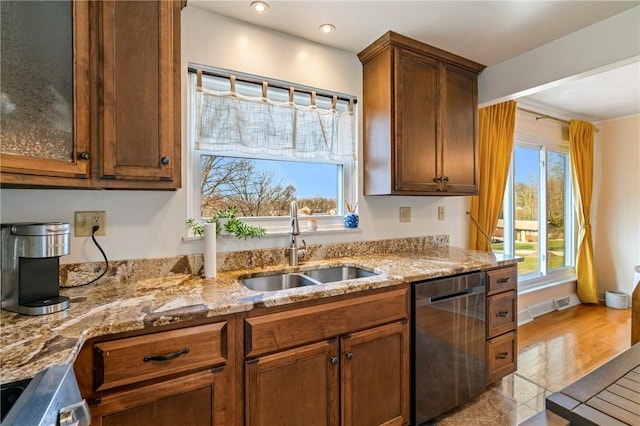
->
[399, 207, 411, 223]
[75, 211, 106, 237]
[438, 206, 445, 221]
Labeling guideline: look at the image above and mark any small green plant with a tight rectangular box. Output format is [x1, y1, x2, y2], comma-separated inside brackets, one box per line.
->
[186, 207, 266, 239]
[185, 218, 205, 236]
[224, 217, 266, 239]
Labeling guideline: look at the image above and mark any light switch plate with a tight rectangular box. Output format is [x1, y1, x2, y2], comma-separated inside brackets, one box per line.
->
[438, 206, 445, 221]
[399, 207, 411, 223]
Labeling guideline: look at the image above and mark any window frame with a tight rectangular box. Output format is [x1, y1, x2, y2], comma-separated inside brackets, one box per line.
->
[501, 132, 577, 291]
[187, 71, 358, 235]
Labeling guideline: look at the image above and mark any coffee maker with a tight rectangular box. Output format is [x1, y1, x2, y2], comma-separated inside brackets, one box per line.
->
[1, 222, 71, 315]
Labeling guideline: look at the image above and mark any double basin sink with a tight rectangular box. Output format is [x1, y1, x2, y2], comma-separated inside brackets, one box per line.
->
[242, 266, 378, 292]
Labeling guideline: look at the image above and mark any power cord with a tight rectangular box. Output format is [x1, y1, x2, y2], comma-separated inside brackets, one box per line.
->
[75, 225, 109, 287]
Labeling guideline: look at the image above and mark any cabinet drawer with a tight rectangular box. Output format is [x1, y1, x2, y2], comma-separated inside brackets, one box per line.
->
[245, 287, 409, 357]
[487, 290, 517, 338]
[486, 331, 517, 385]
[95, 322, 227, 391]
[487, 266, 517, 295]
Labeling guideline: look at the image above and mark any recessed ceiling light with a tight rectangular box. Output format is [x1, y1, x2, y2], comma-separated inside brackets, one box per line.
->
[319, 24, 335, 34]
[251, 1, 269, 14]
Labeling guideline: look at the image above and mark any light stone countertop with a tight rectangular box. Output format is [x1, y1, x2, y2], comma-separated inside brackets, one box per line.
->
[0, 247, 519, 384]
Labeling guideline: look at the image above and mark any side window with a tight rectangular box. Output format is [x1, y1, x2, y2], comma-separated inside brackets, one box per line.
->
[493, 141, 576, 287]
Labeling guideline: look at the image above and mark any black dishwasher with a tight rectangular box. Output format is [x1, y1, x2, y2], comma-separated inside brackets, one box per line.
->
[411, 271, 486, 425]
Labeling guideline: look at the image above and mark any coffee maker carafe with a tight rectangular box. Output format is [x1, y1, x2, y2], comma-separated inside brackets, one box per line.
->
[1, 222, 71, 315]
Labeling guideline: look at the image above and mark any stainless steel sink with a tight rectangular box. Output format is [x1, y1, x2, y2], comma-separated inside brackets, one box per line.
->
[304, 266, 377, 283]
[241, 266, 379, 291]
[242, 273, 318, 291]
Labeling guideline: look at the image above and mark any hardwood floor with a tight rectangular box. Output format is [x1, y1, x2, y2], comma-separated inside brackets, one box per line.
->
[430, 304, 632, 425]
[517, 303, 632, 392]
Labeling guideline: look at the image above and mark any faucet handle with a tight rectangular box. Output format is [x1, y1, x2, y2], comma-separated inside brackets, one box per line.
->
[298, 239, 307, 260]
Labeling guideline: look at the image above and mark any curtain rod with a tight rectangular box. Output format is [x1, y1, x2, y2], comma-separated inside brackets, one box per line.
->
[517, 107, 600, 132]
[188, 66, 357, 104]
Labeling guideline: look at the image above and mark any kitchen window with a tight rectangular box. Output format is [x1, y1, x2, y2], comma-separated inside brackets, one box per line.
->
[187, 66, 357, 233]
[492, 135, 576, 289]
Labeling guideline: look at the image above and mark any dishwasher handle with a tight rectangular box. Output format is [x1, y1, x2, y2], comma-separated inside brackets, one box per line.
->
[428, 287, 481, 303]
[427, 288, 473, 303]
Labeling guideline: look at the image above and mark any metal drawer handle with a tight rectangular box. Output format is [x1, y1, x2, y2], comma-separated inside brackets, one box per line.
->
[496, 278, 511, 284]
[143, 347, 189, 362]
[496, 352, 509, 360]
[497, 311, 509, 317]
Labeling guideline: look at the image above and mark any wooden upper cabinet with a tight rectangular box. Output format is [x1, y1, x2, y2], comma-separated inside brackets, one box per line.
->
[96, 0, 181, 189]
[0, 0, 184, 189]
[0, 0, 91, 186]
[358, 31, 485, 196]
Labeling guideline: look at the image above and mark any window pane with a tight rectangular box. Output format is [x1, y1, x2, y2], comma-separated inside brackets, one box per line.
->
[200, 155, 339, 218]
[547, 151, 567, 270]
[514, 146, 540, 275]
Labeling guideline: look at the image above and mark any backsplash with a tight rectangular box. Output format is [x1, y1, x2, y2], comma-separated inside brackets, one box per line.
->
[60, 235, 449, 287]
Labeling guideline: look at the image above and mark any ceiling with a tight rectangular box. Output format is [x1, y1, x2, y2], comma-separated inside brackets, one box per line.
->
[190, 1, 640, 122]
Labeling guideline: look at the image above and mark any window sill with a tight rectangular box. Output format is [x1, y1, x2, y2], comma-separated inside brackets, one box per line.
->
[182, 226, 363, 242]
[517, 268, 577, 295]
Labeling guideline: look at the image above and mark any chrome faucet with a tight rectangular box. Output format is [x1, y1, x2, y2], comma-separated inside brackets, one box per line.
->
[289, 201, 306, 266]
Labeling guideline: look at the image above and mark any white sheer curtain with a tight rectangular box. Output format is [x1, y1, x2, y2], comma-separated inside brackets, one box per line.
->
[195, 81, 356, 162]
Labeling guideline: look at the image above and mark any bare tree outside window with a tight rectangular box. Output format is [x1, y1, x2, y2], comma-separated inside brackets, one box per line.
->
[200, 155, 338, 218]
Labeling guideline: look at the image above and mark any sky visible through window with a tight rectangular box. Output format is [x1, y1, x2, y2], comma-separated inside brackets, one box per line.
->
[251, 158, 338, 199]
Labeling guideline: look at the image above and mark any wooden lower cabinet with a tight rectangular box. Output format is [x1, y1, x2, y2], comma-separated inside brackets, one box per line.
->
[75, 320, 232, 426]
[244, 320, 409, 426]
[485, 266, 518, 385]
[341, 321, 409, 426]
[245, 339, 339, 426]
[92, 368, 225, 426]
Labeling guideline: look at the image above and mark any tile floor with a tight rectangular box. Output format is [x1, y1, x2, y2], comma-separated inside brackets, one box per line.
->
[425, 373, 551, 425]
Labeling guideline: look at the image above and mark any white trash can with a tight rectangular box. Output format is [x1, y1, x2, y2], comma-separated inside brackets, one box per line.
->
[605, 291, 629, 309]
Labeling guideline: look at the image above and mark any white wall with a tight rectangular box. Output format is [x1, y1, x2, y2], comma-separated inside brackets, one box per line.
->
[0, 7, 468, 264]
[593, 115, 640, 297]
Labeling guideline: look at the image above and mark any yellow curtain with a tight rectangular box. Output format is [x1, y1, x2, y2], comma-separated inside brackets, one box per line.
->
[569, 119, 599, 304]
[468, 100, 517, 252]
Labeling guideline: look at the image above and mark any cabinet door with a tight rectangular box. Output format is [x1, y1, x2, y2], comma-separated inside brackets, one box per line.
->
[393, 47, 439, 193]
[91, 368, 225, 426]
[98, 0, 180, 188]
[341, 321, 410, 426]
[245, 339, 339, 426]
[0, 0, 91, 185]
[439, 63, 478, 194]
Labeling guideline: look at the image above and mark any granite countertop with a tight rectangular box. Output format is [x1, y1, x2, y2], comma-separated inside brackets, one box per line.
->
[0, 247, 518, 384]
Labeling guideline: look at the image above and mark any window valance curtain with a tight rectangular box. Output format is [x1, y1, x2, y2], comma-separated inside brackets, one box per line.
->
[195, 84, 356, 162]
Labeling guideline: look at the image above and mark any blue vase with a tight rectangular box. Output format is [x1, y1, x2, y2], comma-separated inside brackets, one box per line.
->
[344, 213, 359, 229]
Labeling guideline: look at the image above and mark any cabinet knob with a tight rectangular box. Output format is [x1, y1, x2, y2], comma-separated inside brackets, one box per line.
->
[345, 352, 353, 360]
[442, 176, 449, 182]
[160, 156, 170, 165]
[330, 357, 339, 365]
[78, 151, 91, 161]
